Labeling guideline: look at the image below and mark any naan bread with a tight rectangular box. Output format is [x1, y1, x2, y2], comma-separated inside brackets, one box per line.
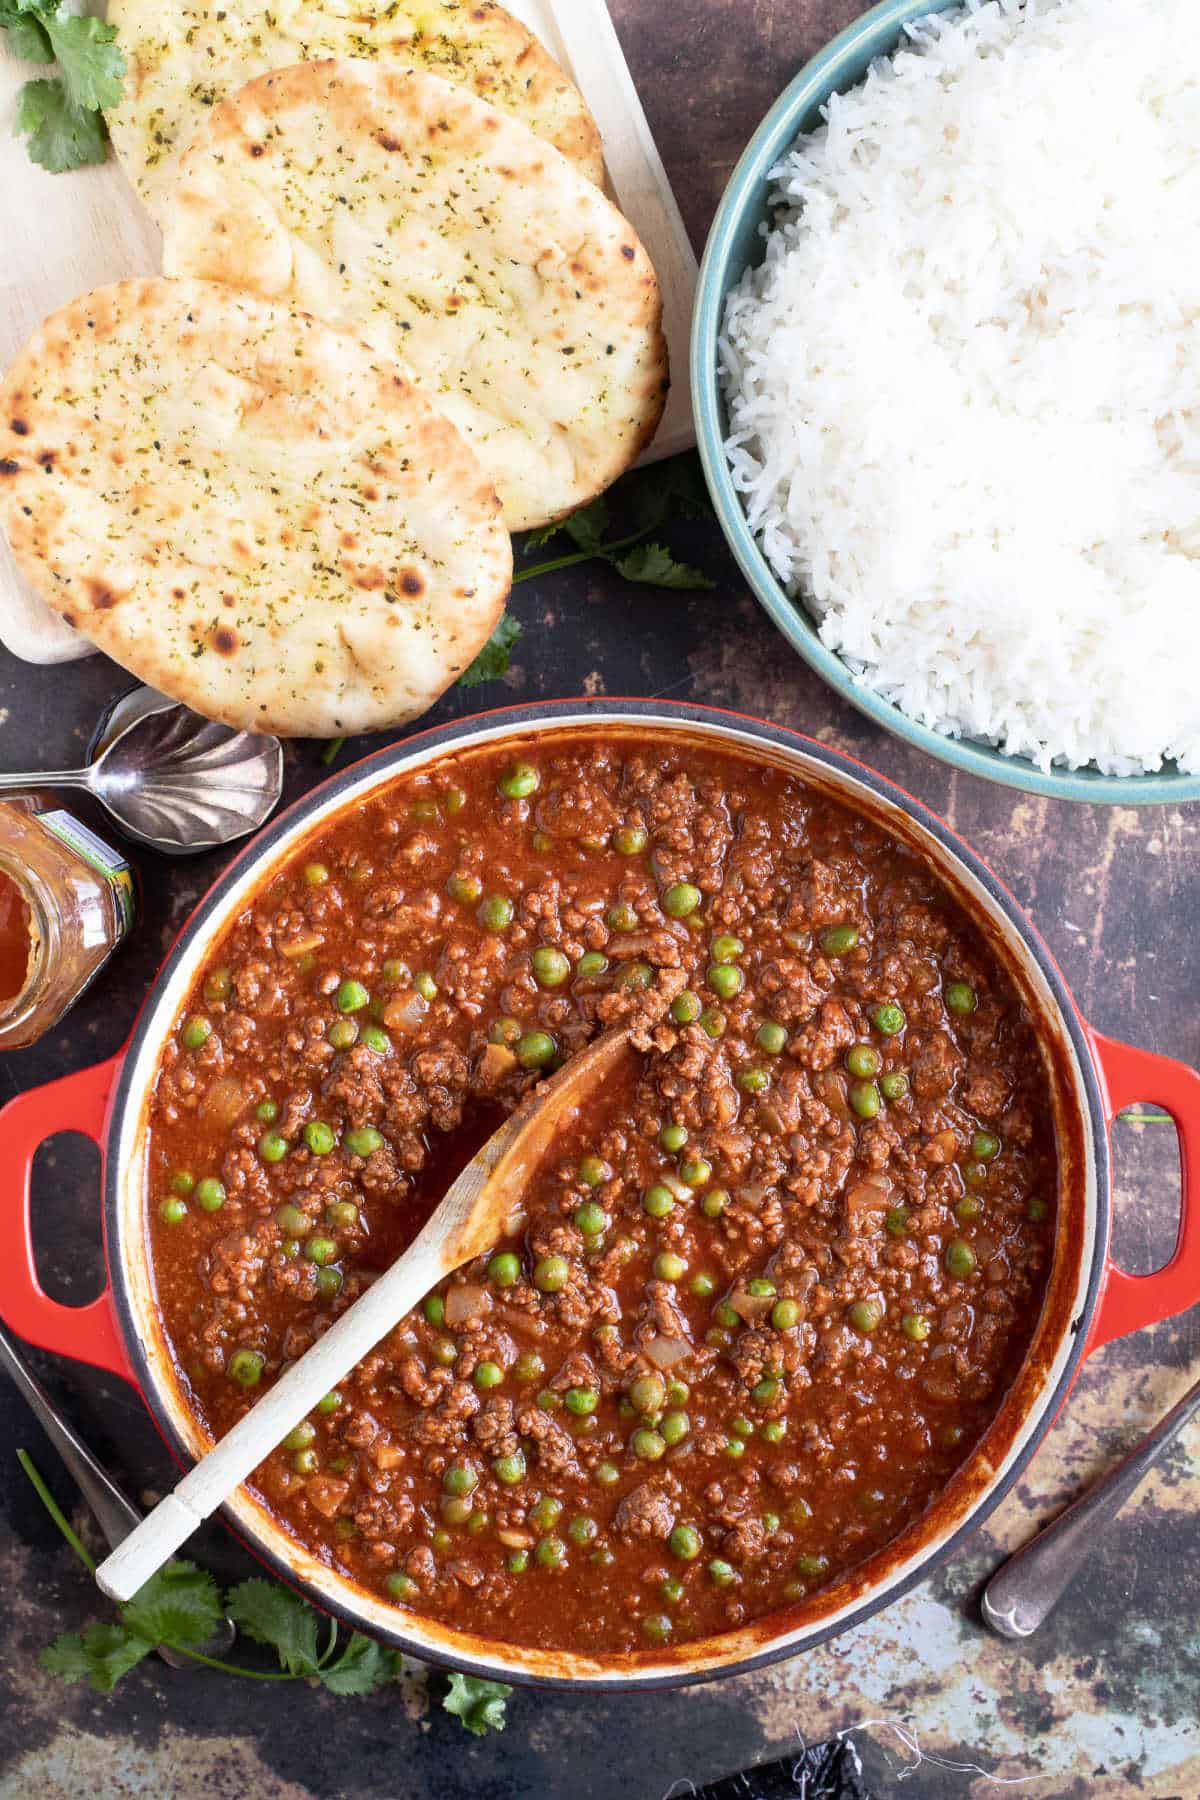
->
[0, 279, 512, 736]
[106, 0, 604, 217]
[163, 61, 668, 532]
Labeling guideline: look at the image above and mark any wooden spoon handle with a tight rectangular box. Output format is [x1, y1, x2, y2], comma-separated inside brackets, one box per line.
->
[95, 1220, 452, 1602]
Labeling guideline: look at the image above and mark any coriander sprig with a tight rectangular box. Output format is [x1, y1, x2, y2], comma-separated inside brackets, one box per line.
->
[0, 0, 125, 172]
[20, 1450, 511, 1728]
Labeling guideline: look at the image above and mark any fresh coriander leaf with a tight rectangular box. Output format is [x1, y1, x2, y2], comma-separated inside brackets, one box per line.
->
[320, 735, 347, 766]
[443, 1671, 512, 1737]
[629, 453, 713, 533]
[611, 541, 716, 590]
[41, 1631, 94, 1684]
[518, 519, 565, 551]
[0, 1, 53, 63]
[318, 1633, 402, 1696]
[560, 493, 609, 554]
[122, 1560, 223, 1650]
[227, 1579, 321, 1675]
[43, 10, 124, 112]
[16, 77, 107, 171]
[458, 612, 521, 687]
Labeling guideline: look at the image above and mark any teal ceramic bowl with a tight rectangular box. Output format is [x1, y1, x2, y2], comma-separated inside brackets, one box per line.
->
[691, 0, 1200, 805]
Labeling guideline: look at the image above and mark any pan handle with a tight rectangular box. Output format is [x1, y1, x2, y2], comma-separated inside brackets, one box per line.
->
[0, 1057, 134, 1383]
[1085, 1028, 1200, 1354]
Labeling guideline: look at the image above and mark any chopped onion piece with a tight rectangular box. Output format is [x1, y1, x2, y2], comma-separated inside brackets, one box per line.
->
[445, 1283, 489, 1327]
[729, 1286, 774, 1321]
[846, 1176, 893, 1214]
[203, 1075, 245, 1129]
[383, 991, 428, 1034]
[279, 931, 325, 960]
[644, 1334, 691, 1368]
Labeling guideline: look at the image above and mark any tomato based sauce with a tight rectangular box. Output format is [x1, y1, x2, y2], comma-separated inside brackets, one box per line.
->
[0, 865, 32, 1006]
[144, 733, 1057, 1654]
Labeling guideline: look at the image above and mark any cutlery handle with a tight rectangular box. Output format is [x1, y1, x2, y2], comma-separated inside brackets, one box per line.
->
[982, 1372, 1200, 1637]
[0, 769, 89, 793]
[0, 1327, 141, 1547]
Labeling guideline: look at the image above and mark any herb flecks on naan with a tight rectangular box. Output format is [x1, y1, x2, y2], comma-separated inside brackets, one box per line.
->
[0, 278, 512, 736]
[106, 0, 604, 215]
[163, 60, 668, 533]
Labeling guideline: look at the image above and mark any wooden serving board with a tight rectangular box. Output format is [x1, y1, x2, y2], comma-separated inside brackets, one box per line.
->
[0, 0, 698, 666]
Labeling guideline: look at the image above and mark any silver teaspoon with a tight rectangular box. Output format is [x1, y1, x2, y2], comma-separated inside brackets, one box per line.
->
[982, 1371, 1200, 1638]
[0, 688, 283, 855]
[1, 1321, 235, 1664]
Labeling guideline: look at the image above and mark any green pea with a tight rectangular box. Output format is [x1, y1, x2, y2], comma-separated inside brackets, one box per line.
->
[203, 967, 232, 1002]
[1028, 1197, 1049, 1222]
[159, 1196, 188, 1224]
[317, 1266, 344, 1301]
[641, 1612, 672, 1643]
[701, 1188, 728, 1219]
[846, 1043, 881, 1079]
[630, 1373, 666, 1415]
[631, 1428, 666, 1460]
[498, 761, 539, 800]
[594, 1460, 620, 1487]
[849, 1080, 882, 1120]
[663, 882, 701, 918]
[283, 1420, 316, 1452]
[195, 1177, 225, 1213]
[567, 1514, 598, 1547]
[534, 1534, 566, 1569]
[574, 1200, 606, 1237]
[872, 1002, 906, 1037]
[771, 1298, 800, 1330]
[670, 1523, 701, 1561]
[258, 1130, 289, 1164]
[796, 1553, 830, 1580]
[432, 1336, 457, 1366]
[411, 797, 441, 822]
[336, 979, 369, 1014]
[730, 1415, 754, 1438]
[849, 1299, 884, 1333]
[756, 1021, 787, 1055]
[654, 1252, 686, 1282]
[724, 1437, 745, 1459]
[658, 1122, 688, 1154]
[304, 1120, 335, 1156]
[565, 1386, 598, 1416]
[660, 1576, 684, 1606]
[902, 1313, 931, 1342]
[479, 895, 515, 932]
[679, 1157, 712, 1189]
[360, 1025, 391, 1055]
[956, 1194, 983, 1221]
[486, 1250, 521, 1289]
[884, 1210, 909, 1242]
[182, 1015, 212, 1051]
[737, 1068, 770, 1094]
[710, 934, 744, 964]
[474, 1361, 504, 1391]
[660, 1410, 690, 1446]
[441, 1463, 477, 1498]
[316, 1391, 341, 1414]
[752, 1375, 781, 1404]
[643, 1184, 674, 1219]
[446, 871, 483, 905]
[169, 1169, 196, 1197]
[881, 1071, 910, 1101]
[493, 1451, 526, 1486]
[228, 1349, 264, 1387]
[441, 1495, 473, 1526]
[707, 963, 743, 1000]
[292, 1449, 319, 1476]
[534, 1255, 569, 1293]
[605, 901, 638, 934]
[382, 958, 410, 984]
[714, 1302, 740, 1329]
[670, 990, 702, 1024]
[945, 981, 977, 1015]
[517, 1031, 556, 1070]
[972, 1131, 1000, 1161]
[506, 1549, 529, 1574]
[532, 946, 571, 988]
[614, 960, 653, 992]
[328, 1018, 359, 1050]
[820, 925, 859, 956]
[946, 1239, 977, 1277]
[254, 1099, 279, 1126]
[746, 1277, 776, 1299]
[698, 1008, 726, 1039]
[343, 1126, 383, 1158]
[707, 1559, 736, 1586]
[761, 1419, 787, 1444]
[386, 1571, 418, 1601]
[488, 1016, 522, 1046]
[575, 950, 609, 979]
[578, 1156, 612, 1193]
[414, 971, 438, 1001]
[613, 825, 648, 855]
[690, 1272, 716, 1299]
[443, 787, 467, 816]
[530, 1495, 563, 1531]
[305, 1236, 338, 1267]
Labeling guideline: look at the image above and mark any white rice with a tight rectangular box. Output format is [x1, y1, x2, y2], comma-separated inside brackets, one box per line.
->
[720, 0, 1200, 776]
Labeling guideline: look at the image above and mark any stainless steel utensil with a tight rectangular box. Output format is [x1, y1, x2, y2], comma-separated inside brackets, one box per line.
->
[0, 686, 283, 854]
[982, 1372, 1200, 1638]
[1, 1319, 236, 1664]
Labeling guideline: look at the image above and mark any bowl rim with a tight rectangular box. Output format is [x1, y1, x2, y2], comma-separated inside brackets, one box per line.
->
[689, 0, 1200, 807]
[102, 697, 1108, 1691]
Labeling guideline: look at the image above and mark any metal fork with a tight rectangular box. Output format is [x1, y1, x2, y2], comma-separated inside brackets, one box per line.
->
[1, 1320, 235, 1664]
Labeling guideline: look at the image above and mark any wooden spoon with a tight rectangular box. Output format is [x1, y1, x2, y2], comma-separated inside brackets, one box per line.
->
[96, 1027, 633, 1603]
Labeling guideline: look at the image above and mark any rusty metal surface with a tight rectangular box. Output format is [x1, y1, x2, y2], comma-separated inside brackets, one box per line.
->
[0, 0, 1197, 1794]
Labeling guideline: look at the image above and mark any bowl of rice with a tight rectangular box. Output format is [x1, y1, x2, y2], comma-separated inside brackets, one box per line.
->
[692, 0, 1200, 802]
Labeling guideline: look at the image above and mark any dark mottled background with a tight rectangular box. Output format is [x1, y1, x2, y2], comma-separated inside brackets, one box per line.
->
[1, 2, 1197, 1796]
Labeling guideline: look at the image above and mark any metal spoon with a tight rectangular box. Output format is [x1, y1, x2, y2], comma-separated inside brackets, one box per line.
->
[1, 1320, 236, 1663]
[0, 686, 283, 855]
[982, 1371, 1200, 1638]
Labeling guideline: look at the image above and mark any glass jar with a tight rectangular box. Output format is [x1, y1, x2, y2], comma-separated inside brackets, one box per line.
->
[0, 800, 135, 1049]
